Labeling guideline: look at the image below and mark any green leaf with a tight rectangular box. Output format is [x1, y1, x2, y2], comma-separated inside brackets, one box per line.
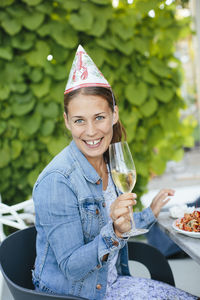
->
[51, 23, 78, 49]
[11, 140, 22, 159]
[41, 102, 59, 118]
[150, 154, 166, 175]
[149, 57, 171, 78]
[21, 0, 42, 6]
[147, 125, 164, 148]
[96, 36, 115, 50]
[110, 35, 134, 55]
[0, 121, 7, 135]
[88, 17, 107, 37]
[31, 77, 51, 98]
[69, 5, 93, 31]
[90, 0, 110, 4]
[50, 43, 69, 63]
[47, 136, 67, 156]
[22, 11, 44, 30]
[1, 105, 11, 119]
[135, 0, 159, 15]
[142, 68, 158, 85]
[25, 41, 50, 67]
[27, 167, 41, 186]
[0, 46, 13, 60]
[0, 84, 10, 100]
[110, 19, 134, 41]
[140, 98, 158, 117]
[0, 0, 14, 7]
[41, 119, 55, 136]
[20, 113, 42, 135]
[0, 144, 10, 168]
[12, 97, 36, 116]
[1, 18, 22, 35]
[153, 86, 174, 103]
[86, 46, 106, 67]
[61, 0, 80, 10]
[134, 37, 149, 55]
[10, 82, 27, 93]
[125, 82, 148, 106]
[12, 32, 36, 50]
[29, 68, 43, 83]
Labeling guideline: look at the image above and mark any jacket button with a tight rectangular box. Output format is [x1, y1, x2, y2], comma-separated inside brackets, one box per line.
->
[96, 208, 99, 215]
[96, 179, 101, 185]
[102, 202, 106, 207]
[96, 284, 102, 290]
[112, 240, 119, 247]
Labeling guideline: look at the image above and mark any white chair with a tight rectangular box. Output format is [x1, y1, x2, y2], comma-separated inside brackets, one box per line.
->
[0, 194, 35, 241]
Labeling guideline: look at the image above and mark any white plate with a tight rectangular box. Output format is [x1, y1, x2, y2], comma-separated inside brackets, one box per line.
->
[172, 220, 200, 238]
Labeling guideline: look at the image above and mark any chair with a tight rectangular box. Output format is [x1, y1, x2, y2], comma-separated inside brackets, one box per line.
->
[0, 226, 88, 300]
[128, 240, 175, 286]
[0, 227, 175, 300]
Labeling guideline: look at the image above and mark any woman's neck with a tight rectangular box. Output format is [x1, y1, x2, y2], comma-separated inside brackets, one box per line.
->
[87, 155, 106, 178]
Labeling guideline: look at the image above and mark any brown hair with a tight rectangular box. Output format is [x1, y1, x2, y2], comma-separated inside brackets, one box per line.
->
[64, 86, 127, 145]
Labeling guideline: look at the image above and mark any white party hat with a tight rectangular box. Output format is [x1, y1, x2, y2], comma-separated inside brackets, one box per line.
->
[64, 45, 111, 94]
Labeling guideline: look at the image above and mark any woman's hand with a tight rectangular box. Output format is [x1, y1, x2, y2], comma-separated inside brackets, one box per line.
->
[150, 189, 175, 218]
[110, 193, 137, 238]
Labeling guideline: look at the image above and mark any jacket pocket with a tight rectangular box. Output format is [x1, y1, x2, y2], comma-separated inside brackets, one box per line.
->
[81, 201, 101, 240]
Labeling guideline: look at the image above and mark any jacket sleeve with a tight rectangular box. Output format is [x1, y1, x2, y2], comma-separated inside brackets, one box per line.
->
[33, 172, 126, 281]
[133, 207, 156, 229]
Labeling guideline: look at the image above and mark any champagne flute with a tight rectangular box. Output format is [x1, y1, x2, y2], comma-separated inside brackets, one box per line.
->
[109, 141, 148, 237]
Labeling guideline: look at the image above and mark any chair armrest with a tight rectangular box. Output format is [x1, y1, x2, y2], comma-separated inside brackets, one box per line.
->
[128, 240, 175, 287]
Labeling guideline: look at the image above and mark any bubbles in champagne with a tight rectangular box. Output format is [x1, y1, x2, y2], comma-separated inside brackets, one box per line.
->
[111, 169, 136, 193]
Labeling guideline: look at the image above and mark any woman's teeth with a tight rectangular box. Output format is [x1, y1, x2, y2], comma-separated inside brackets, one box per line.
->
[85, 139, 101, 145]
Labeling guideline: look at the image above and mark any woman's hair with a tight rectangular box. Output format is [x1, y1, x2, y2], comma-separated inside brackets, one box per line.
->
[64, 86, 127, 145]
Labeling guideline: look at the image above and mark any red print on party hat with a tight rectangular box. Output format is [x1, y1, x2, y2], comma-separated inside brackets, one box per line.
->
[64, 45, 111, 94]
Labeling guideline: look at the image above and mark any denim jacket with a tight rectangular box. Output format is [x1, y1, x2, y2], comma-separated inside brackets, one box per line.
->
[32, 140, 156, 300]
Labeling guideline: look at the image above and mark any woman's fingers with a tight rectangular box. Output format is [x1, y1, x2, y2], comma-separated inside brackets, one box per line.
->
[151, 188, 175, 218]
[110, 193, 137, 227]
[156, 189, 175, 199]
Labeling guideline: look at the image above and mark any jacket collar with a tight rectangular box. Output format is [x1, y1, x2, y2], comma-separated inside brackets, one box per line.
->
[69, 140, 101, 184]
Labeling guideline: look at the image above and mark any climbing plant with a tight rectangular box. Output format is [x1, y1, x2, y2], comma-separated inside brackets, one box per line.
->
[0, 0, 196, 207]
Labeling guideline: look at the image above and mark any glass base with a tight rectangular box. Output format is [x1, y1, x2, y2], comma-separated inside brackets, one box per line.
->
[122, 228, 149, 238]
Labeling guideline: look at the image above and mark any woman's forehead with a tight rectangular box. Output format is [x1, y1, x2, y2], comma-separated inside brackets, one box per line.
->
[68, 94, 111, 115]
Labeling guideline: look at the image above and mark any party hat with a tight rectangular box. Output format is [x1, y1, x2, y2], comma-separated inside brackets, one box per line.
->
[64, 45, 111, 94]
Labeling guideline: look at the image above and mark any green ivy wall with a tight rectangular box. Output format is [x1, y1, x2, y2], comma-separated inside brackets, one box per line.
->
[0, 0, 196, 207]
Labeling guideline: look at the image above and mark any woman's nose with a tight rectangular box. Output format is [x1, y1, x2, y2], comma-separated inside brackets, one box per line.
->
[85, 122, 96, 136]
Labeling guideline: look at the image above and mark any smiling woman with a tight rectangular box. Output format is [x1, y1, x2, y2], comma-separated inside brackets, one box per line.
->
[32, 45, 199, 300]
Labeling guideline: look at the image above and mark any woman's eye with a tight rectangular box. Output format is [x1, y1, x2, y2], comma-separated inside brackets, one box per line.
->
[96, 116, 104, 121]
[74, 119, 84, 124]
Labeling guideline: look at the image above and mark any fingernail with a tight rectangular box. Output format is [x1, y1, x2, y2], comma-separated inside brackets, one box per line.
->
[132, 193, 137, 198]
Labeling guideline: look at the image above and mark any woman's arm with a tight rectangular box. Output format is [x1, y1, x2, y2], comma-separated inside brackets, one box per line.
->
[33, 172, 126, 281]
[133, 189, 175, 229]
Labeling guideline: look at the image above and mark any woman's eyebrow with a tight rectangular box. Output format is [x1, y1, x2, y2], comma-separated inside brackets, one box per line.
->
[94, 112, 106, 116]
[72, 115, 83, 119]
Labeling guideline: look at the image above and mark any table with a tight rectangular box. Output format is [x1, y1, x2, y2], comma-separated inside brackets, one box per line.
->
[157, 212, 200, 265]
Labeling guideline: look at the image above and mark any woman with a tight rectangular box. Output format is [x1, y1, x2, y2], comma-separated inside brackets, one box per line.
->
[32, 45, 198, 300]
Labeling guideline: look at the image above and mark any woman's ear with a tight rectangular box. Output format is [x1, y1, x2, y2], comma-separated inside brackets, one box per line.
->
[113, 105, 119, 125]
[63, 112, 71, 131]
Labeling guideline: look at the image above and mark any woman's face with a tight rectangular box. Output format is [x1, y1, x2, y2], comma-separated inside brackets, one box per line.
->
[64, 93, 119, 161]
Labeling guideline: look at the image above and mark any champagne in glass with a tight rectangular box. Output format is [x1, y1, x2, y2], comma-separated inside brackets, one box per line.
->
[109, 141, 148, 237]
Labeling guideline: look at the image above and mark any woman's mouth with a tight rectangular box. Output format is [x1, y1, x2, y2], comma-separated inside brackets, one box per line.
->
[84, 138, 103, 148]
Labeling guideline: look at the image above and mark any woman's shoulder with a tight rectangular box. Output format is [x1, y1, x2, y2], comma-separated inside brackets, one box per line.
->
[35, 143, 77, 185]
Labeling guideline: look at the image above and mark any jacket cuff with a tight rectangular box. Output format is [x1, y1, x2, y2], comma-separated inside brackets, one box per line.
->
[98, 220, 127, 264]
[134, 206, 156, 229]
